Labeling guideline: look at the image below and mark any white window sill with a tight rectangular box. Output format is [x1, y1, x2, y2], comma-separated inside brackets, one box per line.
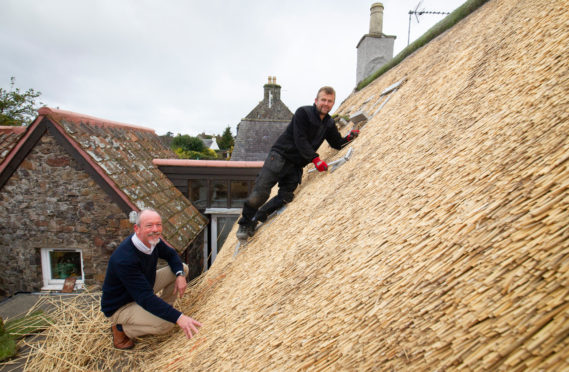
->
[41, 283, 85, 291]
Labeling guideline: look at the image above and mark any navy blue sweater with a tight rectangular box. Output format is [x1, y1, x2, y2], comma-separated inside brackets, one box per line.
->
[100, 234, 184, 323]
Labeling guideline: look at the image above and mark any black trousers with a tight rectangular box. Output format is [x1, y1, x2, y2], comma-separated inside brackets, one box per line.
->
[239, 151, 302, 225]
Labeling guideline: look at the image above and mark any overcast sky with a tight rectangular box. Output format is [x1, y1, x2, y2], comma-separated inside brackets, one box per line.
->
[0, 0, 465, 136]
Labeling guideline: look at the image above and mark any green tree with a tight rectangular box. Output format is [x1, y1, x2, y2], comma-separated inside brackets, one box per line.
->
[217, 126, 234, 150]
[197, 132, 212, 139]
[171, 134, 219, 159]
[0, 77, 43, 126]
[174, 147, 218, 160]
[171, 134, 205, 153]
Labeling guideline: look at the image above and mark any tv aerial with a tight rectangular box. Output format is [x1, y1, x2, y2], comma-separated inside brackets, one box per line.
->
[407, 1, 450, 45]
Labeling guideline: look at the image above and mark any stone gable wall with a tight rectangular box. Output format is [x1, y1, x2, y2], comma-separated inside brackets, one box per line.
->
[232, 120, 289, 161]
[245, 102, 293, 121]
[0, 132, 132, 296]
[244, 85, 293, 121]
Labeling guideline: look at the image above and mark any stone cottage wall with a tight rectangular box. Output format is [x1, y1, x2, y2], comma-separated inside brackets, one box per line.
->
[0, 132, 132, 296]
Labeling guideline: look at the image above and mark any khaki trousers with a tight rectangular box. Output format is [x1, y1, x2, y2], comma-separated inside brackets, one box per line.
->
[110, 263, 189, 338]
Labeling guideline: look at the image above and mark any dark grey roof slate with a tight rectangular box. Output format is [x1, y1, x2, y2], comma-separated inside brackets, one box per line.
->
[232, 82, 293, 162]
[232, 120, 288, 161]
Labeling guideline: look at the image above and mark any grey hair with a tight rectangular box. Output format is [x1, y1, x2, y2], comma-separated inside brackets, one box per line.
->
[134, 208, 159, 226]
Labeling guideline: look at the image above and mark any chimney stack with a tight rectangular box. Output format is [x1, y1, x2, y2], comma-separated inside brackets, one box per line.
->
[369, 3, 384, 36]
[264, 76, 281, 102]
[356, 3, 395, 84]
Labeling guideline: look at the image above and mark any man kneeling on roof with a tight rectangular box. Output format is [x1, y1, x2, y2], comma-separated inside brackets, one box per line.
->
[101, 209, 202, 349]
[236, 86, 360, 240]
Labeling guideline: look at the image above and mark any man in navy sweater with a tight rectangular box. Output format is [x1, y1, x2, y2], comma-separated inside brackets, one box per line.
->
[101, 209, 202, 349]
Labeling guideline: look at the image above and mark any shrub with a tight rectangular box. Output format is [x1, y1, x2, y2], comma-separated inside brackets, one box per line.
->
[0, 311, 51, 362]
[0, 333, 17, 362]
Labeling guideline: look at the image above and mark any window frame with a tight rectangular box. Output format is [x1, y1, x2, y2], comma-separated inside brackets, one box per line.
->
[188, 178, 210, 209]
[230, 180, 252, 208]
[40, 248, 85, 291]
[210, 179, 229, 208]
[188, 177, 253, 209]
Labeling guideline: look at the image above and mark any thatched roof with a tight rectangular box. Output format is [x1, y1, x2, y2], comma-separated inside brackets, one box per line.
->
[22, 0, 569, 370]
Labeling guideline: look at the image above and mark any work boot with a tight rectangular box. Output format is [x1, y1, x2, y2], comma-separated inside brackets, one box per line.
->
[255, 196, 286, 223]
[111, 324, 134, 350]
[236, 220, 257, 240]
[253, 210, 268, 223]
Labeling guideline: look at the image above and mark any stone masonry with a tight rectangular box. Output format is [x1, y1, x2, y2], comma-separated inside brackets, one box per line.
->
[0, 132, 132, 296]
[231, 77, 293, 161]
[356, 3, 396, 84]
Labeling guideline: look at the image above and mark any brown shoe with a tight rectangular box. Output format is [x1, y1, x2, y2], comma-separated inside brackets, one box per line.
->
[111, 325, 134, 349]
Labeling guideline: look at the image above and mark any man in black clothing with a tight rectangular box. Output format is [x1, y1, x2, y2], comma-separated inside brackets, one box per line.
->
[236, 86, 359, 240]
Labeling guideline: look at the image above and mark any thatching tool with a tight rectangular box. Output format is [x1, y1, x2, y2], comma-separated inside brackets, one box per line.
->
[234, 239, 247, 256]
[342, 78, 406, 138]
[307, 147, 354, 174]
[234, 206, 287, 256]
[349, 111, 370, 129]
[330, 147, 354, 172]
[369, 77, 407, 122]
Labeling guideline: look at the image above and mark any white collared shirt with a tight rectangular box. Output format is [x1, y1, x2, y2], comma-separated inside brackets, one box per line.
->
[131, 233, 157, 255]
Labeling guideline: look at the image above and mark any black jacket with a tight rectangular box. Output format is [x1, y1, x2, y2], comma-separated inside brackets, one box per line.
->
[271, 104, 347, 167]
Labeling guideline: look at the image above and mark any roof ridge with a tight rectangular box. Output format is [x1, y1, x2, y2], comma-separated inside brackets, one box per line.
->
[38, 107, 156, 133]
[0, 126, 26, 134]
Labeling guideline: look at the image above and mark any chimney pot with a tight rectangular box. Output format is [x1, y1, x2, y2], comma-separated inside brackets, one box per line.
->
[369, 2, 384, 35]
[263, 76, 281, 101]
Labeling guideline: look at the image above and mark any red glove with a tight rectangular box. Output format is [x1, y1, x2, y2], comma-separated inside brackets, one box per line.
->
[346, 129, 360, 142]
[312, 157, 328, 172]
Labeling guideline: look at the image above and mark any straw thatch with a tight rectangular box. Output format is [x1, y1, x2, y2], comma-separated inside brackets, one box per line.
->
[20, 0, 569, 370]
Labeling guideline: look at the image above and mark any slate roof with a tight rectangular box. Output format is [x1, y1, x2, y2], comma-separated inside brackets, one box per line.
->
[0, 107, 207, 252]
[200, 137, 219, 150]
[231, 120, 289, 161]
[243, 89, 293, 122]
[0, 126, 26, 163]
[232, 80, 293, 161]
